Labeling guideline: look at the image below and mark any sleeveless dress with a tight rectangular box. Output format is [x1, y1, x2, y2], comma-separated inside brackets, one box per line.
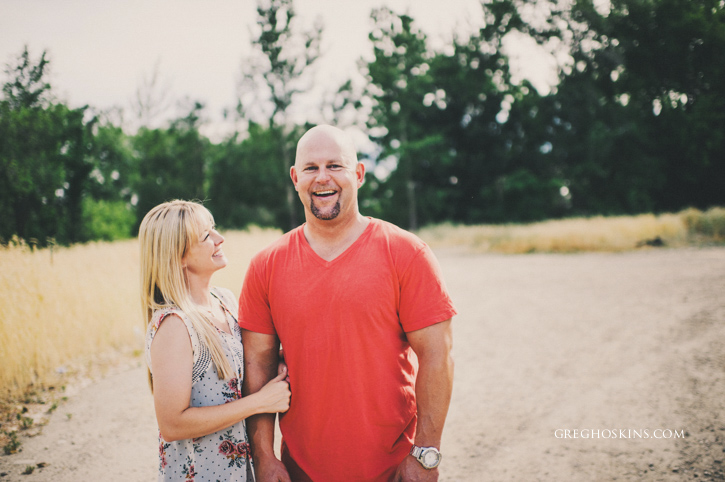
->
[145, 286, 254, 482]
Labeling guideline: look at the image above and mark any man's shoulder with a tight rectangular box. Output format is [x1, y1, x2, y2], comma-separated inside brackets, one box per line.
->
[369, 217, 427, 251]
[249, 225, 302, 265]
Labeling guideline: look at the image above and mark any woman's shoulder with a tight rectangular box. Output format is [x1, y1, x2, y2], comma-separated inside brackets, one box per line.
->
[150, 306, 188, 331]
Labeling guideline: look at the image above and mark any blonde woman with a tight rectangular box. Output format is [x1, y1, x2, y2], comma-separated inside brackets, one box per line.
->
[140, 200, 290, 481]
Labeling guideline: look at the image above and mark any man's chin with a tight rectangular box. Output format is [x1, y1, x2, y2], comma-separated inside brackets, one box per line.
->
[310, 202, 341, 221]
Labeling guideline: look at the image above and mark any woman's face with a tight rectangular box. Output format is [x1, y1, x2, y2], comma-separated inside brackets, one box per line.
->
[181, 218, 227, 277]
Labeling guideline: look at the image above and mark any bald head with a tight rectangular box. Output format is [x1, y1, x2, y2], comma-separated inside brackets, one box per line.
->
[295, 125, 357, 167]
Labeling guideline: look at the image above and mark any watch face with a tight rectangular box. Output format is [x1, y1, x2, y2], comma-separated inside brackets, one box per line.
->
[422, 449, 441, 468]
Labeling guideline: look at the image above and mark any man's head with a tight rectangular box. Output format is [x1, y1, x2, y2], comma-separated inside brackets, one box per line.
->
[291, 125, 365, 223]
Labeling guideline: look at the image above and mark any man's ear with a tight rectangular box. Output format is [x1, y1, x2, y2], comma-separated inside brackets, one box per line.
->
[356, 161, 365, 188]
[290, 165, 299, 191]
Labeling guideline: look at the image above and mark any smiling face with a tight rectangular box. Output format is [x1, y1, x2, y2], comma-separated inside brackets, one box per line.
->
[291, 126, 365, 223]
[181, 211, 227, 278]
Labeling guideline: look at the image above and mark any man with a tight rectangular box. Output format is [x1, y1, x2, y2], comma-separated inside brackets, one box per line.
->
[239, 125, 456, 481]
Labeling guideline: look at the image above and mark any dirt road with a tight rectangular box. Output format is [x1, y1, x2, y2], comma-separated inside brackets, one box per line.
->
[2, 247, 724, 481]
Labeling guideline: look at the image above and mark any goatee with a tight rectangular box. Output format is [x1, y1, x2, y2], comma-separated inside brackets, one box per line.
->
[311, 201, 341, 220]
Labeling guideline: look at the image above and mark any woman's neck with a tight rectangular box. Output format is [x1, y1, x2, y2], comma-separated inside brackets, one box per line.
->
[186, 273, 214, 308]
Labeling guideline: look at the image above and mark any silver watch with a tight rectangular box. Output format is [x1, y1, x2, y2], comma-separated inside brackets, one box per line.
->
[410, 445, 442, 469]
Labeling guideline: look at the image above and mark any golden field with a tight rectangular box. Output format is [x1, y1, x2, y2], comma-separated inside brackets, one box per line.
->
[419, 207, 725, 254]
[0, 228, 282, 402]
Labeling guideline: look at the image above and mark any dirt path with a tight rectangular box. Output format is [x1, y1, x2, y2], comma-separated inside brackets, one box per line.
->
[2, 248, 724, 481]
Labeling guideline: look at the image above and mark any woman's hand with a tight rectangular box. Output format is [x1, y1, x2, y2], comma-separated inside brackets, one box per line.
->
[255, 368, 291, 414]
[277, 348, 289, 382]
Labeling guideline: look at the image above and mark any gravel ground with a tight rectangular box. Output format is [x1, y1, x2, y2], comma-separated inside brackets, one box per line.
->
[1, 247, 724, 481]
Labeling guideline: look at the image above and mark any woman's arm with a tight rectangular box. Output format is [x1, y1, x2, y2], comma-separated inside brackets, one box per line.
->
[150, 314, 290, 442]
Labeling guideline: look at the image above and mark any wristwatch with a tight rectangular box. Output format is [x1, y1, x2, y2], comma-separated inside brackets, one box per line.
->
[410, 445, 442, 469]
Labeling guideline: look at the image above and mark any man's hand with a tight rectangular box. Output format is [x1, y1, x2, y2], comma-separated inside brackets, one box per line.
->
[254, 455, 292, 482]
[393, 455, 439, 482]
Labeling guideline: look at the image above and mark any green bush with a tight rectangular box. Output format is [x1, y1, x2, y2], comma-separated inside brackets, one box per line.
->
[81, 198, 135, 241]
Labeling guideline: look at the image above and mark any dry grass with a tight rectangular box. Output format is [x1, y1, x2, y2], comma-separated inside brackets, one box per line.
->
[418, 208, 725, 254]
[0, 227, 282, 402]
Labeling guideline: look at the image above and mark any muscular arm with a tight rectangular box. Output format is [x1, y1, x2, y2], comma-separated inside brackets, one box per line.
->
[150, 316, 290, 442]
[395, 319, 454, 481]
[241, 329, 290, 482]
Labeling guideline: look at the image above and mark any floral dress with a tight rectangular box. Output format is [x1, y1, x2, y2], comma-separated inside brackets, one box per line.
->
[145, 287, 254, 482]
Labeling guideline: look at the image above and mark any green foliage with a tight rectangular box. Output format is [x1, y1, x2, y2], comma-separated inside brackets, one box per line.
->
[131, 102, 209, 229]
[1, 0, 724, 243]
[232, 0, 322, 230]
[207, 123, 304, 229]
[81, 198, 135, 241]
[546, 0, 725, 214]
[0, 47, 94, 245]
[363, 2, 564, 226]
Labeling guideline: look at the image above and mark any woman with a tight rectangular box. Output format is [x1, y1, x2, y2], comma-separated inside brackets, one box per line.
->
[140, 200, 290, 481]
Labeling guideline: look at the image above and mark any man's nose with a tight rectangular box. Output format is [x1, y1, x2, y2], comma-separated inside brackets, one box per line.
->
[315, 167, 331, 182]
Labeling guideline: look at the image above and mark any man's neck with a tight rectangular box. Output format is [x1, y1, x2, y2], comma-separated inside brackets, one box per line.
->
[303, 212, 370, 262]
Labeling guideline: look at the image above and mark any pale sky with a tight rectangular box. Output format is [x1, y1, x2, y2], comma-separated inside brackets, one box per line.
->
[0, 0, 558, 139]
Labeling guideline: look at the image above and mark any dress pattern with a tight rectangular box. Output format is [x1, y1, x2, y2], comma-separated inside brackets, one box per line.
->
[145, 287, 253, 481]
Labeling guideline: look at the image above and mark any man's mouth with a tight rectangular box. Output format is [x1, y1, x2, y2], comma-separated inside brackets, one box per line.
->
[313, 190, 337, 198]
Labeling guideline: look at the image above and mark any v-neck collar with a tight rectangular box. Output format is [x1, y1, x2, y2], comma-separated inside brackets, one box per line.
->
[298, 217, 375, 268]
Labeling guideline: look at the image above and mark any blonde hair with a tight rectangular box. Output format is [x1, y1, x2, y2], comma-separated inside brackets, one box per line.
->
[139, 200, 234, 390]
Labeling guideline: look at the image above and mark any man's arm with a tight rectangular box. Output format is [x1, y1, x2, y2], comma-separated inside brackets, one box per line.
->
[395, 319, 454, 482]
[241, 329, 291, 482]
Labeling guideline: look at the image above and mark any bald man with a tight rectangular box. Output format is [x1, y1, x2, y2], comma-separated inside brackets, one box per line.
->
[239, 125, 456, 482]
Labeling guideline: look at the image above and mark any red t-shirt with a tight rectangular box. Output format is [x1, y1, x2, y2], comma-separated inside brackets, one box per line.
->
[239, 218, 456, 481]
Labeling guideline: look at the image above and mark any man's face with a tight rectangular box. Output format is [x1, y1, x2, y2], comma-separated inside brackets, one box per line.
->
[291, 133, 364, 222]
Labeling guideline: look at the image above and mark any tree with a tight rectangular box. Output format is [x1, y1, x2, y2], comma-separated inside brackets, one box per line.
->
[362, 2, 565, 226]
[0, 47, 95, 244]
[544, 0, 725, 214]
[363, 8, 446, 229]
[232, 0, 322, 230]
[207, 122, 308, 229]
[131, 102, 210, 230]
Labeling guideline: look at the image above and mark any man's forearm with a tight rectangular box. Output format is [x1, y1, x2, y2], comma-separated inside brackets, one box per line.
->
[407, 320, 454, 448]
[241, 331, 281, 460]
[414, 348, 454, 447]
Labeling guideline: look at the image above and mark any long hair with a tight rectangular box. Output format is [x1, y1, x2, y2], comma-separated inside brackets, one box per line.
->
[139, 200, 234, 391]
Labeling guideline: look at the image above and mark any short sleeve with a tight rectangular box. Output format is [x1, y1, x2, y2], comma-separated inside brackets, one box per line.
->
[398, 244, 457, 333]
[238, 256, 277, 335]
[145, 307, 201, 372]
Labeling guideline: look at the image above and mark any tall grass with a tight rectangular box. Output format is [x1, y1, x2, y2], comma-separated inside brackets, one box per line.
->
[0, 228, 281, 399]
[418, 208, 725, 254]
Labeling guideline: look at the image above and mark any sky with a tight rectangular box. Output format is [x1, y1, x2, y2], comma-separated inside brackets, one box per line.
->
[0, 0, 559, 139]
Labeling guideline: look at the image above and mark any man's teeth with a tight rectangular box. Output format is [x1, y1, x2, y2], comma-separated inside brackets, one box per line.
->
[314, 190, 336, 196]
